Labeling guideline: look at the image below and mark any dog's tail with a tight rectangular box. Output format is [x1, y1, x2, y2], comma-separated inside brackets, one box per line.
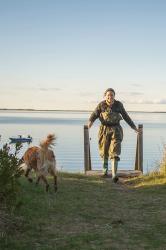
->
[40, 134, 56, 151]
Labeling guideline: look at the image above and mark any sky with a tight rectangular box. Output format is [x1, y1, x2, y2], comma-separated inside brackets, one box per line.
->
[0, 0, 166, 111]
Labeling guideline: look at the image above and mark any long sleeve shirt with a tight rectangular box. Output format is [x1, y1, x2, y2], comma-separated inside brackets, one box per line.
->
[89, 100, 137, 130]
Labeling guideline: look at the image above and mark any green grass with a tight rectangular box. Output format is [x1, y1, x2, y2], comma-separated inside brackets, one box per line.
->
[0, 172, 166, 250]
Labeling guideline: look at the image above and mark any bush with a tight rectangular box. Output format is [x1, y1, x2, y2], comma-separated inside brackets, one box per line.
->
[0, 143, 23, 207]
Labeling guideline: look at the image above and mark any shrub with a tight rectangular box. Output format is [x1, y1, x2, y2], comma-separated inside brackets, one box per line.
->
[0, 143, 23, 207]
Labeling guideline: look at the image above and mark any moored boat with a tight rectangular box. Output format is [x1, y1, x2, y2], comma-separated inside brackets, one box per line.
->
[9, 135, 32, 143]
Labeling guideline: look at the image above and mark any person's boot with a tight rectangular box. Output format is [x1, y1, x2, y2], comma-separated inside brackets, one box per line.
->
[102, 158, 108, 177]
[111, 158, 119, 183]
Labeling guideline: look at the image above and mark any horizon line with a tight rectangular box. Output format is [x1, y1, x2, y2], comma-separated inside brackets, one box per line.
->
[0, 108, 166, 113]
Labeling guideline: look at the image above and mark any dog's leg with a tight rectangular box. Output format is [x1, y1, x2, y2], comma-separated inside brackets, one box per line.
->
[41, 175, 49, 192]
[36, 158, 49, 190]
[50, 168, 58, 192]
[35, 168, 41, 186]
[54, 175, 58, 192]
[25, 167, 33, 183]
[35, 175, 41, 185]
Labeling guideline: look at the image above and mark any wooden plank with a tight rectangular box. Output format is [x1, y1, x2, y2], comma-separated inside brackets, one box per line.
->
[135, 124, 143, 172]
[135, 135, 139, 170]
[84, 125, 92, 172]
[86, 170, 142, 178]
[138, 124, 143, 172]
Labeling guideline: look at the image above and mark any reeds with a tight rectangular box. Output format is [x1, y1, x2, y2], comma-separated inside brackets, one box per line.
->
[160, 145, 166, 175]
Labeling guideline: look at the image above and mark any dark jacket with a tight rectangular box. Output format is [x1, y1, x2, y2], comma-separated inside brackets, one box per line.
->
[89, 100, 137, 130]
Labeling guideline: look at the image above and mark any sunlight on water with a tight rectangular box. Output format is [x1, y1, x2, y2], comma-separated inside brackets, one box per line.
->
[0, 111, 166, 173]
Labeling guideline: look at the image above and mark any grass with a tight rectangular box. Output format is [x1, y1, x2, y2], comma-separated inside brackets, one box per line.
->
[0, 172, 166, 250]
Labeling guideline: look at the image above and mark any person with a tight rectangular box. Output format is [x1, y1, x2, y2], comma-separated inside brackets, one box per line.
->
[88, 88, 139, 183]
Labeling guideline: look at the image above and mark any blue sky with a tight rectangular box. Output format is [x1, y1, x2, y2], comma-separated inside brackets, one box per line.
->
[0, 0, 166, 111]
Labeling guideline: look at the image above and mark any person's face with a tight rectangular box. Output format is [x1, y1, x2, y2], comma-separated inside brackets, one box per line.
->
[105, 91, 115, 104]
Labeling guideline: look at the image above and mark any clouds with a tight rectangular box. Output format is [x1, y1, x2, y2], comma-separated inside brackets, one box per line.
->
[0, 86, 62, 93]
[76, 90, 166, 108]
[119, 91, 143, 96]
[78, 91, 94, 97]
[39, 88, 61, 92]
[127, 98, 166, 105]
[118, 90, 166, 105]
[78, 91, 102, 98]
[157, 99, 166, 104]
[129, 92, 143, 96]
[130, 84, 142, 87]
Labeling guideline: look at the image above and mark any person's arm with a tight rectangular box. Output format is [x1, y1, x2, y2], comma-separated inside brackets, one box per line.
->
[88, 104, 101, 129]
[87, 120, 93, 129]
[120, 103, 138, 132]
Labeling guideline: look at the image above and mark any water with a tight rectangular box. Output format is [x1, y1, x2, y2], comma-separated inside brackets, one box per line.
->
[0, 110, 166, 173]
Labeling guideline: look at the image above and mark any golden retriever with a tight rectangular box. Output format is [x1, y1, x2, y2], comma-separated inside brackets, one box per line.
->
[23, 134, 57, 192]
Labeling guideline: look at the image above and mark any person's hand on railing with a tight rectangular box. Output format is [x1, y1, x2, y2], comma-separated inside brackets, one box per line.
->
[134, 127, 140, 134]
[87, 121, 93, 129]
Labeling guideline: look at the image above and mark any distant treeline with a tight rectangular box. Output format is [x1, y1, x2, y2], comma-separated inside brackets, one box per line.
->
[0, 108, 166, 113]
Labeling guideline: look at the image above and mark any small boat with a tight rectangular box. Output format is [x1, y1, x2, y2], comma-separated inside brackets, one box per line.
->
[9, 135, 32, 143]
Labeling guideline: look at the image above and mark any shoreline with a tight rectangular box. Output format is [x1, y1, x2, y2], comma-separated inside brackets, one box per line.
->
[0, 108, 166, 113]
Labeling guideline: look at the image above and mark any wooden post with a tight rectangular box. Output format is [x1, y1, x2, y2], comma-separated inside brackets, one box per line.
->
[84, 125, 92, 173]
[135, 124, 143, 172]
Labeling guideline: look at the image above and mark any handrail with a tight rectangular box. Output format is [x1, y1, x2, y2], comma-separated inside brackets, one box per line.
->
[135, 124, 143, 172]
[84, 125, 91, 172]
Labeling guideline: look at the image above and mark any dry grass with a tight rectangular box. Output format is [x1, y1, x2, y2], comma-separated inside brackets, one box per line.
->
[159, 145, 166, 175]
[0, 172, 166, 250]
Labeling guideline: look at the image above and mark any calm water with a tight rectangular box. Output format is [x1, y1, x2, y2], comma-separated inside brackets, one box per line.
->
[0, 110, 166, 173]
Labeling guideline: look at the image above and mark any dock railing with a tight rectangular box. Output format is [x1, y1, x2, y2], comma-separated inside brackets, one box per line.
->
[135, 124, 143, 172]
[84, 124, 143, 175]
[84, 125, 92, 172]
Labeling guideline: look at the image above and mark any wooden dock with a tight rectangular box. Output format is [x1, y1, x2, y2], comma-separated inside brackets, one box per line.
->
[84, 124, 143, 178]
[86, 169, 142, 178]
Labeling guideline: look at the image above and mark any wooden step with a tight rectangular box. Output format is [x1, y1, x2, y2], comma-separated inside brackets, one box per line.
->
[85, 170, 142, 178]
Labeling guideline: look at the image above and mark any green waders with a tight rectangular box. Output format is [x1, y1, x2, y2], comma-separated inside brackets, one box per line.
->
[103, 157, 108, 175]
[98, 111, 123, 179]
[111, 158, 118, 180]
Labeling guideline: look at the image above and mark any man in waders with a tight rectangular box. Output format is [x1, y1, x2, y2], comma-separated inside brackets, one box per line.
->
[88, 88, 139, 183]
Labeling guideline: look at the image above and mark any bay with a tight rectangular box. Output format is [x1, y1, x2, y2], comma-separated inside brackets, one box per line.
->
[0, 110, 166, 173]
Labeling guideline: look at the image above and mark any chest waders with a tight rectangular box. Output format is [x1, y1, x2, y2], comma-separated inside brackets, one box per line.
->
[98, 110, 123, 179]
